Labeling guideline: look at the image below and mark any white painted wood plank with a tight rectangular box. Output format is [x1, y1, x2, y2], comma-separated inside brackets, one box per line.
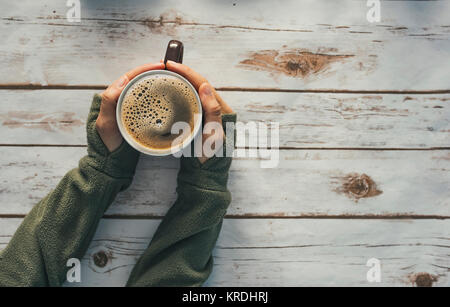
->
[4, 0, 450, 27]
[1, 218, 448, 286]
[0, 147, 448, 217]
[0, 0, 449, 90]
[0, 90, 448, 148]
[0, 90, 89, 145]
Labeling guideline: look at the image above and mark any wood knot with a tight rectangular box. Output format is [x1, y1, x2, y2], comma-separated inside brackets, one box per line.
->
[334, 173, 382, 202]
[92, 250, 109, 268]
[348, 175, 371, 197]
[239, 49, 353, 78]
[411, 273, 438, 287]
[286, 60, 302, 73]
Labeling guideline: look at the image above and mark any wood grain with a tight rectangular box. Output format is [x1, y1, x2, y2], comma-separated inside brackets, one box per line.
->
[1, 218, 447, 287]
[0, 90, 448, 148]
[0, 0, 449, 90]
[0, 0, 449, 287]
[0, 147, 448, 217]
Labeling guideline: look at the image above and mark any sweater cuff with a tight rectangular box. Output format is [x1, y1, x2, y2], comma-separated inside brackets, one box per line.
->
[178, 113, 237, 191]
[178, 158, 230, 192]
[84, 94, 140, 178]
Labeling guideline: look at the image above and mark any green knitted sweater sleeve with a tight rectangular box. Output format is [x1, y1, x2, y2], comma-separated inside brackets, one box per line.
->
[126, 114, 237, 287]
[0, 94, 140, 287]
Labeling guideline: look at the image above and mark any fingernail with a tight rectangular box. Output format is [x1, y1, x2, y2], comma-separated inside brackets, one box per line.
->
[117, 76, 127, 88]
[203, 84, 213, 96]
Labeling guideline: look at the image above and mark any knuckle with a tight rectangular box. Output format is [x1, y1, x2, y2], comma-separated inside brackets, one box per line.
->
[101, 91, 112, 103]
[208, 103, 222, 117]
[184, 65, 193, 74]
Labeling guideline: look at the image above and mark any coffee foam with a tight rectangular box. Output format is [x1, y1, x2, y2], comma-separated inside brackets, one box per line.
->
[121, 74, 199, 150]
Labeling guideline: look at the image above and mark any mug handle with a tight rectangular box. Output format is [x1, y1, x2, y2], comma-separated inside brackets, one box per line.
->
[164, 40, 184, 65]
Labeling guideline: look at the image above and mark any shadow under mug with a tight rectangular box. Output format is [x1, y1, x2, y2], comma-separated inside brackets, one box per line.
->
[116, 41, 203, 156]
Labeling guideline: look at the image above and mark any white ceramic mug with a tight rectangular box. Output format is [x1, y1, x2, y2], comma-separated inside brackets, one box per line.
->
[116, 41, 203, 156]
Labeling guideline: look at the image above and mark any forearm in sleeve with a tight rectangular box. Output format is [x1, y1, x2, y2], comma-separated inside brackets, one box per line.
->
[126, 114, 236, 287]
[0, 95, 140, 287]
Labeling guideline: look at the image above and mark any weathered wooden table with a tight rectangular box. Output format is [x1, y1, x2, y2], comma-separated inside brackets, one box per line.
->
[0, 0, 449, 286]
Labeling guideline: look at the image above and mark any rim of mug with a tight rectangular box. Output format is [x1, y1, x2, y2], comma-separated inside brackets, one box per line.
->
[116, 70, 203, 156]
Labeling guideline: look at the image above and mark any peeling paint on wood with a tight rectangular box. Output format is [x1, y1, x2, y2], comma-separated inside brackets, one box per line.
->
[0, 147, 448, 217]
[0, 0, 449, 287]
[0, 0, 449, 90]
[1, 111, 83, 132]
[239, 49, 353, 78]
[1, 90, 448, 148]
[3, 218, 448, 286]
[141, 9, 185, 36]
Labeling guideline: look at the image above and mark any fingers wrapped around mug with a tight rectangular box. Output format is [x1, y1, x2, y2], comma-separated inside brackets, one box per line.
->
[97, 62, 165, 152]
[198, 83, 226, 163]
[166, 61, 233, 114]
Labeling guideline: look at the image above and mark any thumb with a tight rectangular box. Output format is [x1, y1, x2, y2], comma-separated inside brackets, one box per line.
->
[102, 75, 129, 105]
[199, 83, 222, 125]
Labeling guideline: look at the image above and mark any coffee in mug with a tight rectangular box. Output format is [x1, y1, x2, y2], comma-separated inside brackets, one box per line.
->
[120, 73, 200, 150]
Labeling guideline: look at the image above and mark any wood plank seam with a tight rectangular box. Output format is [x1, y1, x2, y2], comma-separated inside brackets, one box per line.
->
[0, 215, 448, 220]
[1, 85, 450, 94]
[1, 145, 450, 151]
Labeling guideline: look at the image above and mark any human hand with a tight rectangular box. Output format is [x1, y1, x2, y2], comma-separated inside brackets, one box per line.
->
[96, 62, 165, 152]
[166, 60, 234, 163]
